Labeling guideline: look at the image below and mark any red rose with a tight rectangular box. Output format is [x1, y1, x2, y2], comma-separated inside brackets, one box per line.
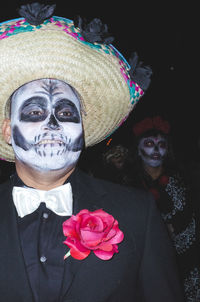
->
[63, 209, 124, 260]
[152, 116, 170, 134]
[132, 118, 153, 136]
[159, 175, 169, 185]
[133, 116, 170, 137]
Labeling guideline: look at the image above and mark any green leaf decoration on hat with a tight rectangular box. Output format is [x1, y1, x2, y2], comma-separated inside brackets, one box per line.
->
[74, 16, 114, 45]
[129, 52, 152, 91]
[18, 2, 56, 26]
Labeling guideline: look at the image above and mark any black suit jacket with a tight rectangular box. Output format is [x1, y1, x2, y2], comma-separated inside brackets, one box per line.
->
[0, 169, 184, 301]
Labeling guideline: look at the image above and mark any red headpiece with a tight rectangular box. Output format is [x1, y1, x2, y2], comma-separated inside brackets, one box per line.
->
[133, 116, 170, 137]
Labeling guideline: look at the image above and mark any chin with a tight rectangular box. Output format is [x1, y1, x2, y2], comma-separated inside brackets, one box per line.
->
[148, 161, 163, 168]
[15, 149, 81, 172]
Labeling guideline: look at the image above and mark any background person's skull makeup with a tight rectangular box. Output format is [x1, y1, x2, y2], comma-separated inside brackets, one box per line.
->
[10, 79, 84, 171]
[138, 135, 168, 167]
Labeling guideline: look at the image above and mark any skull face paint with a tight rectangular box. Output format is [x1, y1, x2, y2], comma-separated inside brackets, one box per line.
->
[10, 79, 84, 171]
[138, 135, 168, 167]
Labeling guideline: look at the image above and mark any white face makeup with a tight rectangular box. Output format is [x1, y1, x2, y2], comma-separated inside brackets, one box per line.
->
[138, 135, 168, 167]
[10, 79, 84, 172]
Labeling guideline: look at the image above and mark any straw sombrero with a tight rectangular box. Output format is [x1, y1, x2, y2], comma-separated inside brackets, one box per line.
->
[0, 3, 152, 162]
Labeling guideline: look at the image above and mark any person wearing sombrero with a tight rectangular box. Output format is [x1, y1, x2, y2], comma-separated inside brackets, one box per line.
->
[0, 3, 184, 302]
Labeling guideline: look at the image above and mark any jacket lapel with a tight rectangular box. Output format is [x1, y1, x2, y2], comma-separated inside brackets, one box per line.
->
[60, 169, 107, 300]
[0, 181, 34, 301]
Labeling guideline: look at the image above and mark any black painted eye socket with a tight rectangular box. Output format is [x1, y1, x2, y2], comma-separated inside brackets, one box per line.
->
[55, 109, 80, 123]
[144, 140, 154, 147]
[158, 141, 167, 149]
[58, 110, 72, 117]
[20, 108, 48, 122]
[55, 99, 80, 123]
[19, 97, 48, 122]
[29, 110, 42, 115]
[29, 110, 44, 117]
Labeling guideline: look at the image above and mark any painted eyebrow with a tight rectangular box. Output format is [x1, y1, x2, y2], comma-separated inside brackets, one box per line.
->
[20, 96, 47, 111]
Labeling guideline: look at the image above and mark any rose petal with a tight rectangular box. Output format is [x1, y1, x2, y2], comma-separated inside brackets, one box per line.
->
[111, 231, 124, 244]
[93, 247, 118, 260]
[76, 209, 90, 217]
[97, 242, 113, 252]
[92, 209, 115, 226]
[70, 247, 90, 260]
[107, 227, 124, 245]
[63, 217, 79, 238]
[81, 215, 104, 232]
[103, 226, 117, 240]
[80, 229, 104, 248]
[62, 214, 82, 238]
[63, 237, 84, 250]
[63, 215, 77, 228]
[64, 237, 90, 260]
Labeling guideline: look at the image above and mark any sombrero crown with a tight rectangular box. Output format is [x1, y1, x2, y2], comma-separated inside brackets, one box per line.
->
[0, 2, 152, 162]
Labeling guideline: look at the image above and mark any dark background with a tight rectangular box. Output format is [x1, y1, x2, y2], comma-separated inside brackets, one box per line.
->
[0, 1, 198, 178]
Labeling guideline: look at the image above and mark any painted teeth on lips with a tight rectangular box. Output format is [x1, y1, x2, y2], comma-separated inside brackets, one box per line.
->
[37, 139, 65, 145]
[151, 154, 161, 159]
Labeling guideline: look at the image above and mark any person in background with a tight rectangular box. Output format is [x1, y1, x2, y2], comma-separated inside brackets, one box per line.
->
[131, 115, 200, 302]
[95, 144, 133, 186]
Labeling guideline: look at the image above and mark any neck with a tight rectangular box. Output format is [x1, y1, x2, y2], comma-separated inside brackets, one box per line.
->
[143, 164, 163, 180]
[15, 159, 75, 190]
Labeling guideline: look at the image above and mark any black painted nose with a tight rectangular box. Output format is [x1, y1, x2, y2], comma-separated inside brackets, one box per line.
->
[154, 145, 159, 152]
[46, 114, 61, 130]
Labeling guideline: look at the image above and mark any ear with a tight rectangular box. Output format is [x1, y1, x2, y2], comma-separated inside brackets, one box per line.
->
[2, 118, 12, 145]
